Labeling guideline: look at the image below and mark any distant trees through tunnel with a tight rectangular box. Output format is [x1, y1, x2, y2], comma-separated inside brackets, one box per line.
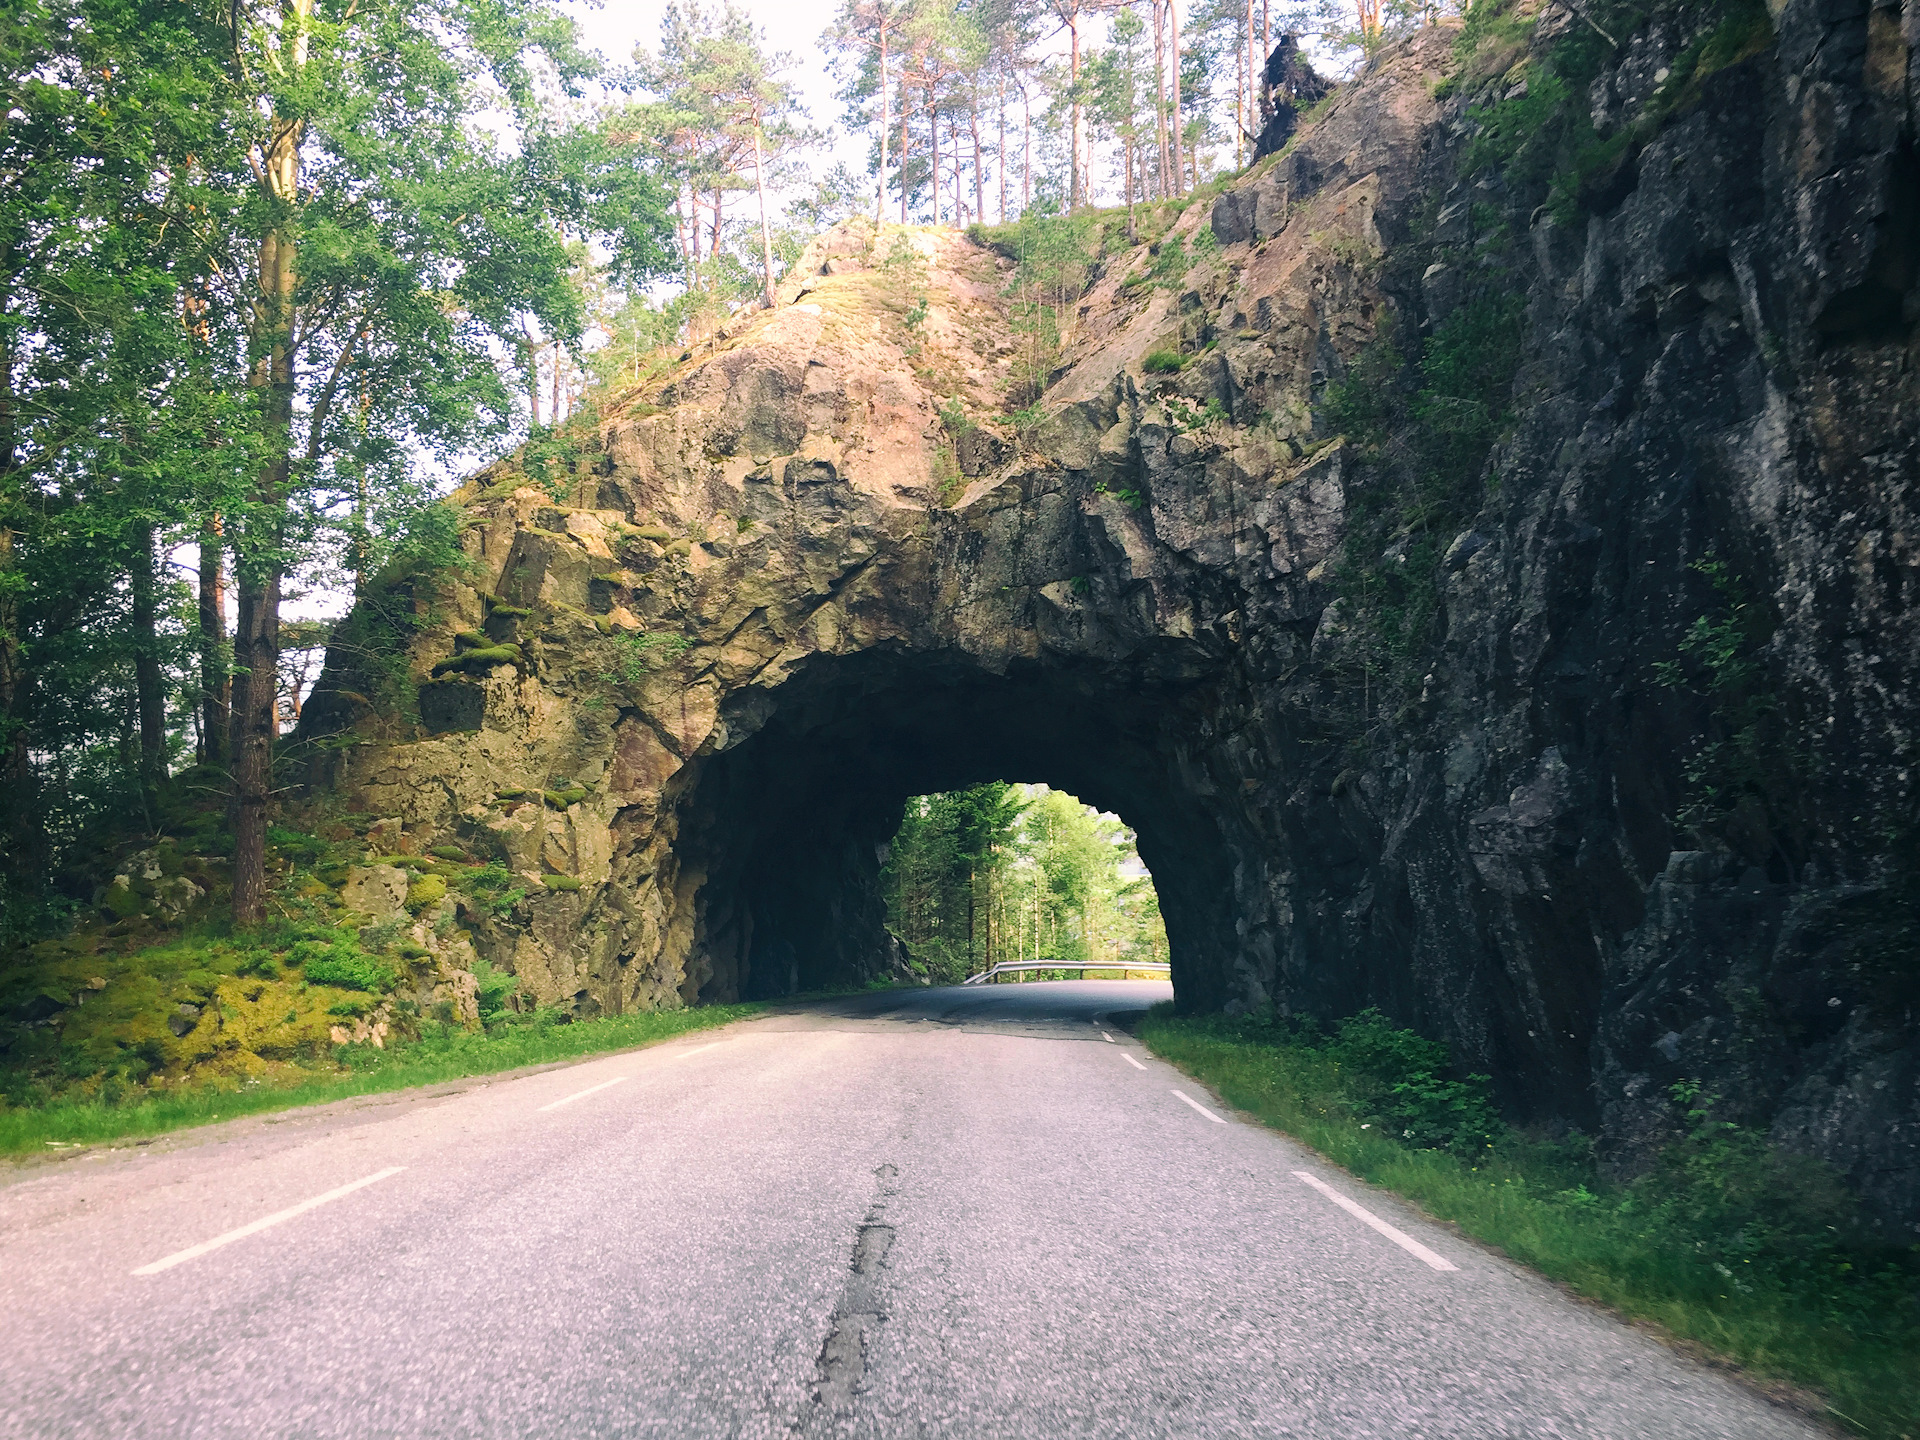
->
[882, 784, 1170, 985]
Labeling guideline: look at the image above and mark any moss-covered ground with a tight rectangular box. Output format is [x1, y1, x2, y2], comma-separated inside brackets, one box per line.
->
[1138, 1007, 1920, 1440]
[2, 1002, 765, 1158]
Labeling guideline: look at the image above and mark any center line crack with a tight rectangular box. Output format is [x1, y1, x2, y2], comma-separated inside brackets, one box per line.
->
[800, 1162, 900, 1430]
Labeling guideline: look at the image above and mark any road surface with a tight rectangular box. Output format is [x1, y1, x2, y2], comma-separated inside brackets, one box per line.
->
[0, 982, 1824, 1438]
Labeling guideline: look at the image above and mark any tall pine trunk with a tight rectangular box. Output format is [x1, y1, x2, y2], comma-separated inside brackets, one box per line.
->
[1021, 83, 1031, 212]
[876, 25, 890, 227]
[1153, 0, 1169, 197]
[129, 520, 166, 800]
[1170, 0, 1184, 193]
[929, 84, 940, 224]
[232, 2, 308, 925]
[0, 323, 25, 810]
[754, 125, 777, 308]
[970, 105, 984, 225]
[900, 79, 911, 223]
[1067, 14, 1082, 209]
[197, 517, 229, 766]
[997, 81, 1007, 221]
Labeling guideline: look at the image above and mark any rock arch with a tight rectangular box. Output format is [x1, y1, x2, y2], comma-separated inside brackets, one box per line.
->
[302, 19, 1920, 1229]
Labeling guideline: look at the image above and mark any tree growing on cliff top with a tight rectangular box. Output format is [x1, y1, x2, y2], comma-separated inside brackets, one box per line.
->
[0, 0, 676, 929]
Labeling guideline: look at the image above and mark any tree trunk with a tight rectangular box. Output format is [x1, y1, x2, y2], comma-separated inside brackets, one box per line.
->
[970, 105, 984, 227]
[929, 84, 940, 224]
[754, 124, 776, 308]
[198, 517, 230, 768]
[130, 520, 166, 799]
[1153, 0, 1169, 197]
[232, 4, 309, 925]
[1235, 31, 1246, 168]
[900, 78, 912, 223]
[997, 80, 1007, 221]
[1021, 83, 1031, 212]
[1067, 13, 1082, 209]
[1170, 0, 1184, 194]
[0, 325, 25, 807]
[877, 26, 890, 227]
[1246, 0, 1255, 161]
[678, 184, 694, 285]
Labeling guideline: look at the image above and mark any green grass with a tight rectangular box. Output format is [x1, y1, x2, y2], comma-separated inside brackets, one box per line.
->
[0, 1003, 764, 1158]
[1139, 1007, 1920, 1439]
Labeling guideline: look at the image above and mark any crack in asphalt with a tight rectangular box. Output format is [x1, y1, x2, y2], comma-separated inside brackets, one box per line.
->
[800, 1163, 900, 1430]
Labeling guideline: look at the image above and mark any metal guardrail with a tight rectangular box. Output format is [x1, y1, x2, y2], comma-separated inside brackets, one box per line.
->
[961, 960, 1173, 985]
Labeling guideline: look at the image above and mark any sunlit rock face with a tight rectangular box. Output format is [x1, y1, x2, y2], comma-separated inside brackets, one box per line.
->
[303, 5, 1919, 1231]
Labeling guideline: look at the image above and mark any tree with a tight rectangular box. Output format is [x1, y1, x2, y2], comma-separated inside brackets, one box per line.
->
[215, 0, 675, 923]
[824, 1, 914, 226]
[636, 4, 811, 309]
[0, 0, 257, 914]
[883, 783, 1165, 980]
[0, 0, 674, 930]
[1088, 8, 1151, 229]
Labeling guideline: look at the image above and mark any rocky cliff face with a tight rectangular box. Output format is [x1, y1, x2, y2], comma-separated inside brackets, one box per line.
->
[301, 0, 1919, 1232]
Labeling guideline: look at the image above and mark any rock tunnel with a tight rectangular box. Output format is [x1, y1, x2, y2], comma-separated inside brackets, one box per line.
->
[675, 648, 1241, 1007]
[301, 10, 1920, 1228]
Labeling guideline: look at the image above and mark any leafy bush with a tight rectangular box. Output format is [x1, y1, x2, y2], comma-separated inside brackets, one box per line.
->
[1143, 349, 1186, 374]
[600, 630, 692, 684]
[291, 941, 394, 993]
[266, 827, 329, 865]
[471, 960, 518, 1023]
[460, 863, 526, 918]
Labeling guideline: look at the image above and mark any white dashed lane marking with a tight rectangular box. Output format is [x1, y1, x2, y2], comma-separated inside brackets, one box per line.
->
[1171, 1089, 1227, 1124]
[538, 1076, 628, 1112]
[132, 1167, 405, 1276]
[1293, 1170, 1459, 1272]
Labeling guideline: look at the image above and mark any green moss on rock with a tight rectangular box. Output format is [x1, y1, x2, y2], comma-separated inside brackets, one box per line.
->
[405, 875, 448, 913]
[431, 644, 523, 677]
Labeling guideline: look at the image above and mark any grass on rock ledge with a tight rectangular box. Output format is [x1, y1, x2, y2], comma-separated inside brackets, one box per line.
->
[1138, 1005, 1920, 1440]
[0, 1002, 763, 1159]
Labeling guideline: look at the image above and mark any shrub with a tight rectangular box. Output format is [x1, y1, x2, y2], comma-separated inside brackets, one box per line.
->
[472, 960, 517, 1022]
[292, 941, 394, 993]
[1143, 349, 1187, 374]
[540, 874, 582, 893]
[266, 827, 328, 864]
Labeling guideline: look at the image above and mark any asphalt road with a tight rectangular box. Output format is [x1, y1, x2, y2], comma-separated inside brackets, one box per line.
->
[0, 982, 1825, 1439]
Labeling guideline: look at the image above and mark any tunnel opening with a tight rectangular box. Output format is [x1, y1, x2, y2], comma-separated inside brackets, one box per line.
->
[880, 782, 1170, 987]
[668, 648, 1250, 1009]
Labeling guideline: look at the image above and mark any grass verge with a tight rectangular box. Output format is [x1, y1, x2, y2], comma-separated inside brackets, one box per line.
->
[0, 1003, 764, 1159]
[1139, 1006, 1920, 1440]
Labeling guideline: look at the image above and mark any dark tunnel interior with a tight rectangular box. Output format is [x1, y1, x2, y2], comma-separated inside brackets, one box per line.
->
[674, 648, 1246, 1008]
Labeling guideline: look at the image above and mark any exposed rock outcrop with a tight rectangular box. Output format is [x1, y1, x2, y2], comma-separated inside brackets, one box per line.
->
[301, 0, 1919, 1232]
